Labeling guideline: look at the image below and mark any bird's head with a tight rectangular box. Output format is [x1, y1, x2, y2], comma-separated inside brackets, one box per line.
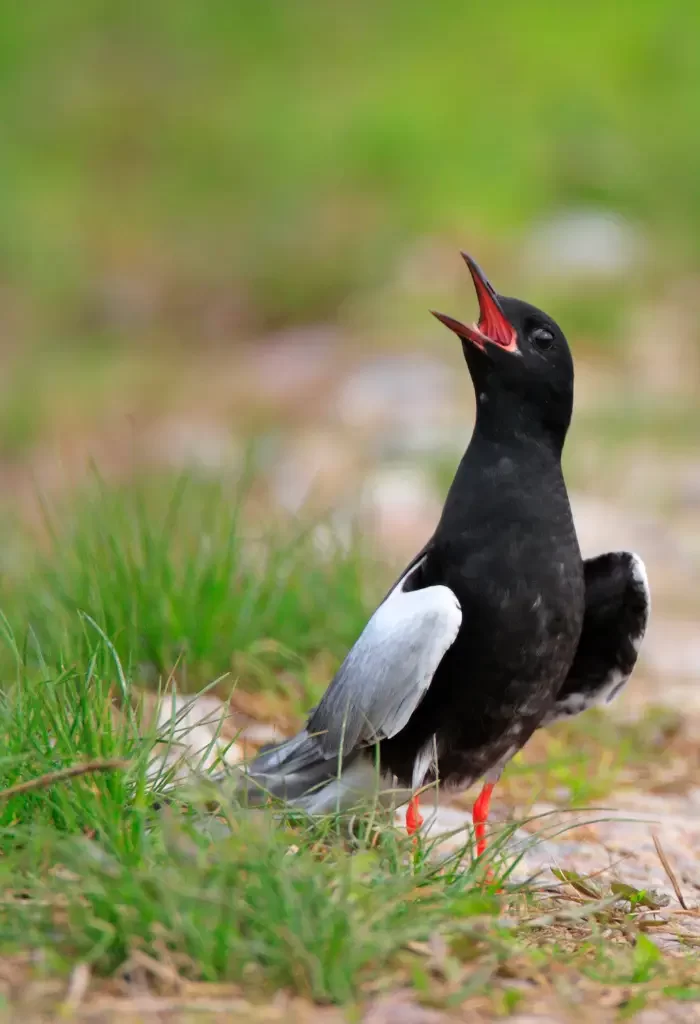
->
[432, 253, 574, 448]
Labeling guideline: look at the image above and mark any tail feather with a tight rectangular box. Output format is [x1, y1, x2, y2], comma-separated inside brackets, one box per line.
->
[221, 729, 404, 813]
[251, 729, 331, 776]
[237, 729, 341, 806]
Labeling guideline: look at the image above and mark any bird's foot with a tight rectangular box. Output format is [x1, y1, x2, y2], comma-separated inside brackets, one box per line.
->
[472, 781, 502, 888]
[472, 781, 495, 858]
[406, 794, 424, 836]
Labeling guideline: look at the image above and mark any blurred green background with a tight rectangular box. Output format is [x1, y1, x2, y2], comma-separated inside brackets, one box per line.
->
[0, 1, 698, 496]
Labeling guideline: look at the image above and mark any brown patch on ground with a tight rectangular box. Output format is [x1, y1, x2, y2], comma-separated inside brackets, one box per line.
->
[4, 946, 700, 1023]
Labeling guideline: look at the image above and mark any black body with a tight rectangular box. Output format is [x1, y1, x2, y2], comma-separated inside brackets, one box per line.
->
[374, 291, 585, 788]
[380, 398, 584, 788]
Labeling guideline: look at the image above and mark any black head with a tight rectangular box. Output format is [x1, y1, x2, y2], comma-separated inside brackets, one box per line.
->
[432, 253, 574, 450]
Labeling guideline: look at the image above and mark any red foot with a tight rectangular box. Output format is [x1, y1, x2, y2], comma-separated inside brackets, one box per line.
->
[472, 781, 495, 858]
[406, 794, 424, 836]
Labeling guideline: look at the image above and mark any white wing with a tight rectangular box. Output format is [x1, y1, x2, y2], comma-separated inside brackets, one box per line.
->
[307, 557, 462, 755]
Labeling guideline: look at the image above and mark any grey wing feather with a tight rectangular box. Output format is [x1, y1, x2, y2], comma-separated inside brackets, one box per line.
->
[308, 557, 462, 755]
[234, 729, 343, 806]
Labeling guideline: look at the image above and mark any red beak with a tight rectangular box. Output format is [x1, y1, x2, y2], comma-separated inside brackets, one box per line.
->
[432, 252, 518, 353]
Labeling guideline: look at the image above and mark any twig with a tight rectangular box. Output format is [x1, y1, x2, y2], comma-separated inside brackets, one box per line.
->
[652, 830, 687, 910]
[61, 962, 91, 1014]
[0, 759, 129, 801]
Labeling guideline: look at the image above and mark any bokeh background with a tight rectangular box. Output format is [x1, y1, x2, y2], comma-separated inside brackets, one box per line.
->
[0, 1, 698, 692]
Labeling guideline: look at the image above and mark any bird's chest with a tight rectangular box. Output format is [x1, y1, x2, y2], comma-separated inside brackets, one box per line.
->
[446, 544, 585, 692]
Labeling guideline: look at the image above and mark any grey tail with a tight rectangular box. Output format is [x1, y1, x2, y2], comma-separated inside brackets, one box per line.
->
[235, 729, 340, 807]
[219, 730, 399, 815]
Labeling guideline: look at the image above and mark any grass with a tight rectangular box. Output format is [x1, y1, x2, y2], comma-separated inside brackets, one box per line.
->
[0, 609, 509, 1010]
[0, 472, 697, 1019]
[0, 469, 373, 696]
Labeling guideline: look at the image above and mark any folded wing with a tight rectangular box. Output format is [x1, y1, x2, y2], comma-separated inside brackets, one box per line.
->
[308, 556, 462, 754]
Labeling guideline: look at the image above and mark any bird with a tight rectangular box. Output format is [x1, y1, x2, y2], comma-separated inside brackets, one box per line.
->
[230, 252, 650, 858]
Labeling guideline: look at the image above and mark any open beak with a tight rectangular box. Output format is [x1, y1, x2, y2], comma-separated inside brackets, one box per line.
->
[432, 252, 518, 353]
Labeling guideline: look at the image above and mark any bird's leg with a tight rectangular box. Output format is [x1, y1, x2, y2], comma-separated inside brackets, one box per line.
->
[405, 794, 424, 836]
[472, 781, 495, 858]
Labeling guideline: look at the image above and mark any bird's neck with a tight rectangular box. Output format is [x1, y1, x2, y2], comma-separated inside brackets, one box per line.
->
[437, 422, 570, 540]
[433, 395, 575, 548]
[472, 389, 568, 459]
[453, 401, 569, 504]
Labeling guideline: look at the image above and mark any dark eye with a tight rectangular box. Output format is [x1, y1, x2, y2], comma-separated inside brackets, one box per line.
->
[530, 327, 554, 350]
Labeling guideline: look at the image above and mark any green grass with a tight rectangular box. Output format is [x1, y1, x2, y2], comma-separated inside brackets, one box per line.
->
[0, 643, 503, 1006]
[0, 470, 374, 698]
[0, 473, 697, 1018]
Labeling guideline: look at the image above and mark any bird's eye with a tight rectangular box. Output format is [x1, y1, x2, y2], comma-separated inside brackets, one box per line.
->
[530, 327, 554, 351]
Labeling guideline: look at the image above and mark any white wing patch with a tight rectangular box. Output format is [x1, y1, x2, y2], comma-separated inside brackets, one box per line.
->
[412, 734, 438, 790]
[544, 667, 628, 724]
[628, 552, 650, 652]
[308, 557, 462, 756]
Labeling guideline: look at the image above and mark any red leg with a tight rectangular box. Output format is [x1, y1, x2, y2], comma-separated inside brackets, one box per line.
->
[472, 781, 495, 858]
[406, 794, 424, 836]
